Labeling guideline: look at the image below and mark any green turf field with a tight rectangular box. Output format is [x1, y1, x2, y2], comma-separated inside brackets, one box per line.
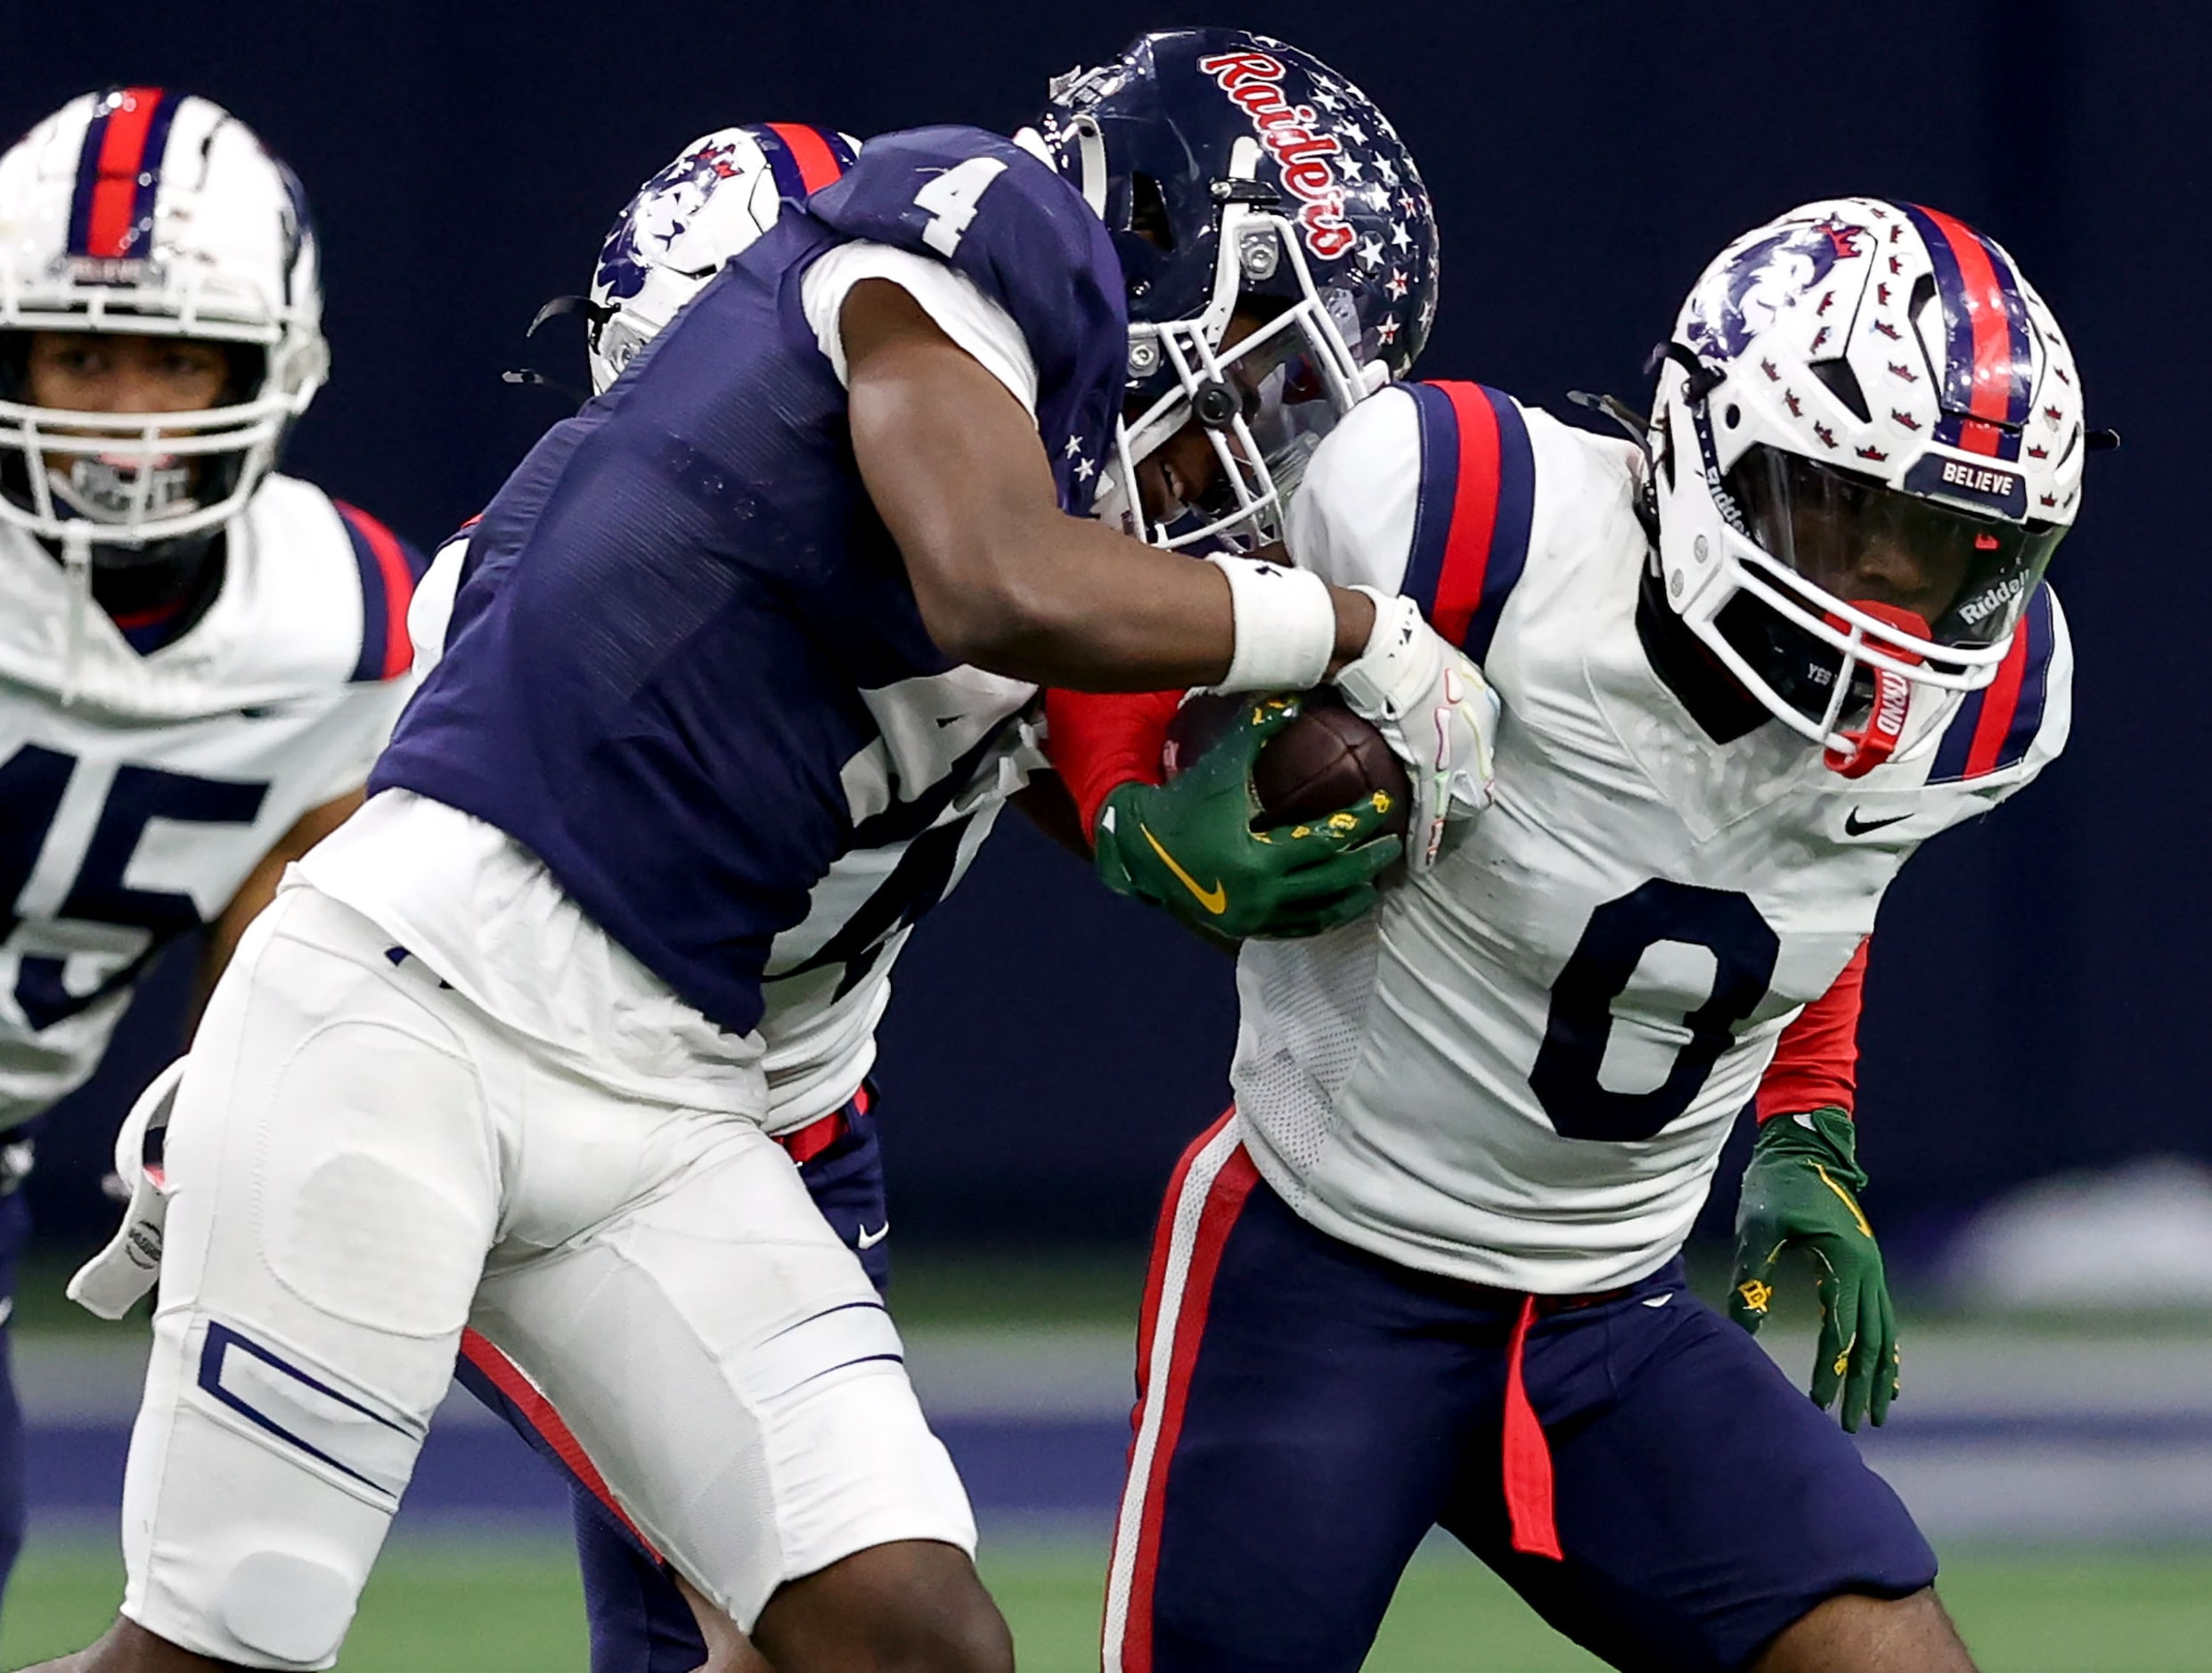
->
[6, 1536, 2210, 1670]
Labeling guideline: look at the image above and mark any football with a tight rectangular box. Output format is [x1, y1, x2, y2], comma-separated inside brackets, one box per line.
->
[1164, 689, 1411, 836]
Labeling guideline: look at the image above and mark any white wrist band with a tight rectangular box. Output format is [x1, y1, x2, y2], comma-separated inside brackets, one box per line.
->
[1204, 555, 1337, 693]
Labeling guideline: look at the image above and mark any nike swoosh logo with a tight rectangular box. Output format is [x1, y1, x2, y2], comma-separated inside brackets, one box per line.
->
[1843, 809, 1911, 836]
[1139, 825, 1228, 916]
[856, 1222, 890, 1250]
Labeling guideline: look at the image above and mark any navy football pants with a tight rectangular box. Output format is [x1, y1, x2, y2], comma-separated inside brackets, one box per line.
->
[459, 1088, 891, 1673]
[1104, 1118, 1937, 1673]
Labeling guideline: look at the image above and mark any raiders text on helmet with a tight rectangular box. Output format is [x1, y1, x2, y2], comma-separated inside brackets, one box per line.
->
[1028, 29, 1441, 550]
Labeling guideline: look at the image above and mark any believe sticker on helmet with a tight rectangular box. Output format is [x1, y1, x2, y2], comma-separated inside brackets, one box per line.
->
[1902, 453, 2027, 518]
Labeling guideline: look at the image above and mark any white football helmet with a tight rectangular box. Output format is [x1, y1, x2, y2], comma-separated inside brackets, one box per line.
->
[0, 88, 327, 560]
[1648, 198, 2091, 774]
[584, 122, 857, 396]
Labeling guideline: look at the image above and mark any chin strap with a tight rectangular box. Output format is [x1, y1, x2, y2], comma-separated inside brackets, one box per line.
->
[1820, 601, 1930, 779]
[60, 526, 93, 709]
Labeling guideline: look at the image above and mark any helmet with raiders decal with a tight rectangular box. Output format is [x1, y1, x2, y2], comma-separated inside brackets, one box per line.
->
[584, 122, 859, 395]
[0, 88, 327, 563]
[1647, 198, 2093, 775]
[1027, 29, 1440, 550]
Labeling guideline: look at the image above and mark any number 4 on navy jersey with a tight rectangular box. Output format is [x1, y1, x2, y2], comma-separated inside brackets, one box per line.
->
[914, 158, 1008, 256]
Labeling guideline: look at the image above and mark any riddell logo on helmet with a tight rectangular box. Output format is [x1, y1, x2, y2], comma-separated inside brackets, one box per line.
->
[1955, 571, 2028, 626]
[1197, 51, 1357, 261]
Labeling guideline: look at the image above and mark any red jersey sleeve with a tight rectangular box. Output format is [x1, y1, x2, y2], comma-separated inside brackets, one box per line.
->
[1043, 687, 1183, 841]
[1756, 939, 1868, 1122]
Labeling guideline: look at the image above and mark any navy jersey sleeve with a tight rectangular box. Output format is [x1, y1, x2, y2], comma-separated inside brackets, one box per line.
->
[803, 126, 1127, 502]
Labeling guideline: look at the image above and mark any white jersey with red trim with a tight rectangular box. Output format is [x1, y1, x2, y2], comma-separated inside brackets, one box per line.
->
[1236, 380, 2072, 1293]
[0, 475, 424, 1127]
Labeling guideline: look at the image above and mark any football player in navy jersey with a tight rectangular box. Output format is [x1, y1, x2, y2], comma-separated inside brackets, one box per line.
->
[437, 80, 1457, 1673]
[0, 91, 424, 1628]
[438, 119, 895, 1673]
[35, 32, 1473, 1673]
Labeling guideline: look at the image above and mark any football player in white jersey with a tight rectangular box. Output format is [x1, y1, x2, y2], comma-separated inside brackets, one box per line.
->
[1049, 200, 2099, 1672]
[0, 88, 422, 1617]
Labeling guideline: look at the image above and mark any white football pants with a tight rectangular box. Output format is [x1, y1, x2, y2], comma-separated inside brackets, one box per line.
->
[120, 882, 972, 1669]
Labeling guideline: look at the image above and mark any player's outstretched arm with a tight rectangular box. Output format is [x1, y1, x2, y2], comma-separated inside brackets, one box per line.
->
[1729, 1106, 1901, 1433]
[843, 278, 1374, 691]
[1728, 943, 1899, 1431]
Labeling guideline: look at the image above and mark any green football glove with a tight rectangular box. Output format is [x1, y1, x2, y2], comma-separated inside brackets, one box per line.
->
[1728, 1106, 1901, 1432]
[1092, 695, 1403, 942]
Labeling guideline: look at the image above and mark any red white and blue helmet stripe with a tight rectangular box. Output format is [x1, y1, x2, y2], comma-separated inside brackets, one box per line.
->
[1899, 203, 2036, 464]
[65, 87, 186, 262]
[754, 123, 856, 202]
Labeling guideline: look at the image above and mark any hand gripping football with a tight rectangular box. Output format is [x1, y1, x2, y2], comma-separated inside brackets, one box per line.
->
[1166, 689, 1411, 836]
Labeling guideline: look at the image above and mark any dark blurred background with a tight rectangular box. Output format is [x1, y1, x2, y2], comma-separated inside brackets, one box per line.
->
[8, 0, 2206, 1261]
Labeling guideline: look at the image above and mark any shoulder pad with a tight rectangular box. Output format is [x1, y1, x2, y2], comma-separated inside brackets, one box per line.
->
[1285, 384, 1421, 593]
[804, 127, 1122, 346]
[1400, 381, 1537, 662]
[332, 501, 431, 683]
[810, 126, 1082, 228]
[1926, 584, 2069, 784]
[803, 126, 1126, 510]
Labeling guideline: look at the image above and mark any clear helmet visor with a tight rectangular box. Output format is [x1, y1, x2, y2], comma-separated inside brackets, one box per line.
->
[1141, 302, 1358, 550]
[1688, 444, 2067, 770]
[1237, 305, 1358, 500]
[1725, 445, 2065, 653]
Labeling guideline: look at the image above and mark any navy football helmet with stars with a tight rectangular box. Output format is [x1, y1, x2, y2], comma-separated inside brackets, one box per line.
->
[1028, 29, 1441, 550]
